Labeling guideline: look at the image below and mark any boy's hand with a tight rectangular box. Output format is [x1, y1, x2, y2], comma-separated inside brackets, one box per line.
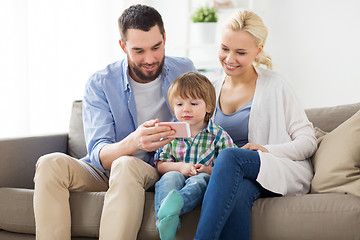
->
[179, 162, 198, 178]
[195, 164, 213, 175]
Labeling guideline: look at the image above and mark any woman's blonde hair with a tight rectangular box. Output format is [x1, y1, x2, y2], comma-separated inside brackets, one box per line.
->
[224, 10, 273, 70]
[168, 72, 216, 123]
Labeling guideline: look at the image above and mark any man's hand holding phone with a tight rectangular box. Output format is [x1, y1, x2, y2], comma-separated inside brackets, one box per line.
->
[155, 122, 191, 138]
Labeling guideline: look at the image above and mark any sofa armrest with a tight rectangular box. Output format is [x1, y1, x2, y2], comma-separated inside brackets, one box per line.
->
[0, 134, 68, 189]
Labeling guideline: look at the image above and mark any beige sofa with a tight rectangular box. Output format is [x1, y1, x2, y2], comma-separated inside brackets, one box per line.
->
[1, 100, 359, 240]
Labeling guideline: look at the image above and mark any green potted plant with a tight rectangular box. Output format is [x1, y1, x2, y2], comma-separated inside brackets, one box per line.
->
[191, 5, 218, 44]
[191, 5, 218, 23]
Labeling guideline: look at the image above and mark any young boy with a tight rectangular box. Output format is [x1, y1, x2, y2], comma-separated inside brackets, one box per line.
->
[154, 72, 236, 240]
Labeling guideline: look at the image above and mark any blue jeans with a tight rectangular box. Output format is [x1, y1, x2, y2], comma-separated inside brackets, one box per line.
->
[155, 171, 210, 217]
[194, 148, 279, 240]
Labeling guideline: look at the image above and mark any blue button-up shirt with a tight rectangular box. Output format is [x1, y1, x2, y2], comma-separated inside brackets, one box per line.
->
[81, 56, 197, 172]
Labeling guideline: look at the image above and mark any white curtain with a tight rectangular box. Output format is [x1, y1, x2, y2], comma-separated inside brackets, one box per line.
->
[0, 0, 127, 138]
[0, 0, 195, 138]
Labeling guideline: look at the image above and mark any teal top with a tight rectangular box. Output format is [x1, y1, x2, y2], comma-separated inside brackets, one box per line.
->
[214, 98, 252, 147]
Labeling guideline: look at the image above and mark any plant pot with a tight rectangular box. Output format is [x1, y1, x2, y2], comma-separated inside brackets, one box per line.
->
[192, 22, 217, 45]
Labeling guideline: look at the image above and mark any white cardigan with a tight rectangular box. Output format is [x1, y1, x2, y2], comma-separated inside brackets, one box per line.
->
[212, 67, 317, 195]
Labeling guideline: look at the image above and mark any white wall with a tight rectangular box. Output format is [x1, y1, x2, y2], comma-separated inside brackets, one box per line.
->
[162, 0, 360, 108]
[26, 0, 126, 135]
[250, 0, 360, 108]
[0, 0, 30, 137]
[1, 0, 359, 138]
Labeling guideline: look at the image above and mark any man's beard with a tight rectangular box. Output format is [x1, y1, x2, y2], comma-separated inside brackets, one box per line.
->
[129, 56, 165, 82]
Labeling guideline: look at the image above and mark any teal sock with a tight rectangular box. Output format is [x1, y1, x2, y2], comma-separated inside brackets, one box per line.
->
[158, 215, 179, 240]
[157, 190, 184, 220]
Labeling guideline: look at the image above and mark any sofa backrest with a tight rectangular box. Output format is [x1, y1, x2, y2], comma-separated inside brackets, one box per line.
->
[68, 100, 360, 159]
[305, 102, 360, 132]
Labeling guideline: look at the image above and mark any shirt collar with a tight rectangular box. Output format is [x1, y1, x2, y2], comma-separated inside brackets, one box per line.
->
[203, 118, 215, 134]
[123, 58, 130, 91]
[182, 119, 216, 141]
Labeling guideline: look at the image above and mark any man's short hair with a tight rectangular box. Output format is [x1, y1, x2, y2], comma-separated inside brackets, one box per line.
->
[118, 4, 165, 42]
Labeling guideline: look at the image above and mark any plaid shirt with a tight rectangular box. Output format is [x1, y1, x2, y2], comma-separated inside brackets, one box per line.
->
[154, 119, 236, 167]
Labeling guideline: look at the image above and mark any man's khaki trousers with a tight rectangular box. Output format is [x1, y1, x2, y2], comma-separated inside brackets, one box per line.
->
[33, 152, 159, 240]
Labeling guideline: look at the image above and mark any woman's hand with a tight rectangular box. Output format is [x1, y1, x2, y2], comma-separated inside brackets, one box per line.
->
[242, 143, 268, 152]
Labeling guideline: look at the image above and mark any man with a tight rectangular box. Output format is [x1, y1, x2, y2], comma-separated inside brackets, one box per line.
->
[33, 4, 196, 240]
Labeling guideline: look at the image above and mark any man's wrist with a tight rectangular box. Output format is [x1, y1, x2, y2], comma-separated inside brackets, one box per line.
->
[123, 132, 140, 155]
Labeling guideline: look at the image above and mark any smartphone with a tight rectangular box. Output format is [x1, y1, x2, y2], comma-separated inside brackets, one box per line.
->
[156, 122, 191, 138]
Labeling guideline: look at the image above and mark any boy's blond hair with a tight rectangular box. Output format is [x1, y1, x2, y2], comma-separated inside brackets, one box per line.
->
[167, 72, 216, 122]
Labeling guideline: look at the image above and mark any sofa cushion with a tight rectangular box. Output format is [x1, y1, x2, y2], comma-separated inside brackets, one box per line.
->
[314, 127, 327, 143]
[0, 188, 108, 238]
[68, 100, 87, 159]
[1, 188, 359, 240]
[0, 188, 35, 234]
[311, 110, 360, 197]
[0, 188, 161, 239]
[251, 193, 360, 240]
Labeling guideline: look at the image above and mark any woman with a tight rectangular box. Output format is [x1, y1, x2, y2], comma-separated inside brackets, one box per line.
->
[194, 10, 317, 240]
